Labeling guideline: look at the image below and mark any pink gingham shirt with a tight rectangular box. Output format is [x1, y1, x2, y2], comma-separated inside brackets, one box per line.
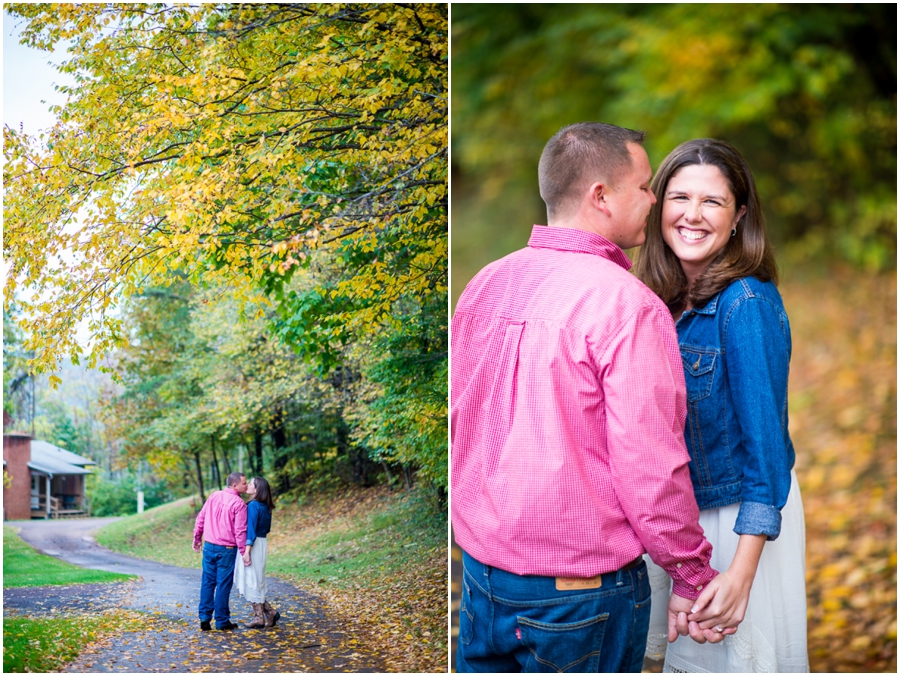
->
[193, 487, 248, 556]
[451, 225, 717, 599]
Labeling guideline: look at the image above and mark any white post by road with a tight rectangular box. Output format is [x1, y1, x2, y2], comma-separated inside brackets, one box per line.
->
[137, 490, 145, 513]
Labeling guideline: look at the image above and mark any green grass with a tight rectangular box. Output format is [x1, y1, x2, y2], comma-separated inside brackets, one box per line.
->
[3, 526, 142, 672]
[3, 526, 135, 588]
[94, 496, 202, 569]
[3, 612, 172, 673]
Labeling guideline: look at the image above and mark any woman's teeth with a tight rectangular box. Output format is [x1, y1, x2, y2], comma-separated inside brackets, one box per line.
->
[679, 228, 707, 241]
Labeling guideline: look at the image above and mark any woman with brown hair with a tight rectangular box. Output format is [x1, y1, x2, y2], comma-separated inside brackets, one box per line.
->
[234, 476, 280, 628]
[634, 138, 808, 672]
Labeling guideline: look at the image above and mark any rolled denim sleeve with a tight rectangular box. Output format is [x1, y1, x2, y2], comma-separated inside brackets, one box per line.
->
[725, 295, 793, 540]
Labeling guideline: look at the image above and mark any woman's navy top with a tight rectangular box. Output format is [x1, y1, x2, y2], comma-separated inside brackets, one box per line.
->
[246, 499, 272, 546]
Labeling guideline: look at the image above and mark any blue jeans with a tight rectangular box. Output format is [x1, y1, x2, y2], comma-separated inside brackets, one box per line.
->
[457, 550, 651, 673]
[199, 543, 237, 628]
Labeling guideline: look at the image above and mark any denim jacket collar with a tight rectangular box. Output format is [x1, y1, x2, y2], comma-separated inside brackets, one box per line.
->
[690, 293, 720, 316]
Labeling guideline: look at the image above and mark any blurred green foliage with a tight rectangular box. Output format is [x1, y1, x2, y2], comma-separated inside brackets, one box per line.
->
[451, 3, 896, 300]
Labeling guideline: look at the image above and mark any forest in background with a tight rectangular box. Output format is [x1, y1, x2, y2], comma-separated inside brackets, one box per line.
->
[4, 4, 447, 509]
[451, 3, 895, 300]
[449, 4, 895, 672]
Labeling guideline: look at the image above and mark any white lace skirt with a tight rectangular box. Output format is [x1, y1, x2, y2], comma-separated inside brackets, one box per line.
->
[233, 537, 268, 604]
[645, 470, 809, 672]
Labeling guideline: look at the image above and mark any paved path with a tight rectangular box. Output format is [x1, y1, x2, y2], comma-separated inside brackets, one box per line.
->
[6, 519, 385, 672]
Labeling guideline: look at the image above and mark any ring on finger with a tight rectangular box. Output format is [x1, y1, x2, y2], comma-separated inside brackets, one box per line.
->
[715, 625, 723, 633]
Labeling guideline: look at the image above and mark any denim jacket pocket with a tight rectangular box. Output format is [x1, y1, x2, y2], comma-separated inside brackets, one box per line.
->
[680, 348, 718, 402]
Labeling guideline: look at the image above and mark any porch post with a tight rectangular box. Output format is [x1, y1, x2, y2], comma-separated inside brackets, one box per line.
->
[45, 475, 51, 517]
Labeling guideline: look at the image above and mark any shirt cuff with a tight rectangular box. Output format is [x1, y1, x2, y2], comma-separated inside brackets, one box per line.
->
[667, 563, 719, 600]
[246, 538, 255, 547]
[734, 501, 782, 541]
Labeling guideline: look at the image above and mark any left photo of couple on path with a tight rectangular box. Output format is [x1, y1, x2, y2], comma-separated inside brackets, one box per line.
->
[3, 3, 448, 673]
[4, 3, 897, 675]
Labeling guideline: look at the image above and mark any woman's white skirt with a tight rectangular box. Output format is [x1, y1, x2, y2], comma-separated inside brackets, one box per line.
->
[234, 537, 268, 604]
[644, 470, 809, 672]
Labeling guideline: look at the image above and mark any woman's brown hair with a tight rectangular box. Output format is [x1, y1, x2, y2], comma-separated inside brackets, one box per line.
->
[634, 138, 778, 313]
[251, 476, 276, 511]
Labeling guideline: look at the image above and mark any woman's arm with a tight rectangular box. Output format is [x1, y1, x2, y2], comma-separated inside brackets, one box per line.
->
[687, 533, 766, 630]
[726, 295, 794, 539]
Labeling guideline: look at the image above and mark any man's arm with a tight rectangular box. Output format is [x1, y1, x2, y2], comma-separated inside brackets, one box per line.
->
[192, 499, 208, 552]
[233, 500, 248, 557]
[599, 301, 717, 599]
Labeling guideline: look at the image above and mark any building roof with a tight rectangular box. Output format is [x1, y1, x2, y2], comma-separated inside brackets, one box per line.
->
[28, 440, 94, 478]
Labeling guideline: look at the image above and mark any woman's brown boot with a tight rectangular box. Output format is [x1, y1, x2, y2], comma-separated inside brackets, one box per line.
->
[246, 603, 266, 628]
[263, 600, 280, 627]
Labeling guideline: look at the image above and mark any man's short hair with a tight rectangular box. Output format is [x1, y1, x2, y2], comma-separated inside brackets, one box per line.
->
[538, 122, 646, 221]
[226, 472, 245, 487]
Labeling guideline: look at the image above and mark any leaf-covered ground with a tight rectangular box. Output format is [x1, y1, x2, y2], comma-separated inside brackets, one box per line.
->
[782, 266, 896, 672]
[450, 266, 897, 673]
[98, 484, 448, 672]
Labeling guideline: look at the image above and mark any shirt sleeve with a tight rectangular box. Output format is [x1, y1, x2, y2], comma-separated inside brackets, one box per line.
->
[246, 501, 258, 547]
[234, 500, 248, 556]
[725, 296, 793, 540]
[193, 499, 207, 549]
[599, 301, 718, 600]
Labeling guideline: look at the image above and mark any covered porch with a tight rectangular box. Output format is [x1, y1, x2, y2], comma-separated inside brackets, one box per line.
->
[28, 441, 93, 519]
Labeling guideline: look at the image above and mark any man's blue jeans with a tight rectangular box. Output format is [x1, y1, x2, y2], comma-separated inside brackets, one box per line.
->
[199, 543, 238, 629]
[457, 550, 651, 673]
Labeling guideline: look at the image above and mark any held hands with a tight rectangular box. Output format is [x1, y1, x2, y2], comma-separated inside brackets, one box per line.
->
[687, 570, 752, 635]
[242, 551, 252, 567]
[667, 588, 737, 645]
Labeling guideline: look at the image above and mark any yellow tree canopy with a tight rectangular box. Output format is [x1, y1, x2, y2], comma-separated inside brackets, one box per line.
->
[4, 3, 448, 378]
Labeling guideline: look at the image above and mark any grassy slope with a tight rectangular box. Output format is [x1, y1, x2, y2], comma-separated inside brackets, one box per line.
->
[96, 484, 448, 673]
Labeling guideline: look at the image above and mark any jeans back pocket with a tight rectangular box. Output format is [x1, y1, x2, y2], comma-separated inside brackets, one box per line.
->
[517, 612, 609, 672]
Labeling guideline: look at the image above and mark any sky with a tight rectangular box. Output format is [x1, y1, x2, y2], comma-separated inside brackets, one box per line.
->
[4, 11, 88, 348]
[3, 10, 74, 136]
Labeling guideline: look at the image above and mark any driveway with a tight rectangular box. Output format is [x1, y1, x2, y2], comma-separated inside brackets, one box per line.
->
[5, 518, 385, 672]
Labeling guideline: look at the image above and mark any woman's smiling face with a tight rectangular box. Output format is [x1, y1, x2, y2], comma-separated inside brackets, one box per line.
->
[660, 163, 747, 282]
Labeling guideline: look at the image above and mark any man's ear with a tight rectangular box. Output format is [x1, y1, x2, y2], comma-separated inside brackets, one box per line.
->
[588, 181, 612, 217]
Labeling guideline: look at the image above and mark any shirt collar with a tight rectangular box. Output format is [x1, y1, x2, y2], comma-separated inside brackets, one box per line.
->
[527, 225, 632, 271]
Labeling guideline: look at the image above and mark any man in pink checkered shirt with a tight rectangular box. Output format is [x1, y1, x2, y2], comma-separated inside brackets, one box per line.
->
[452, 123, 730, 672]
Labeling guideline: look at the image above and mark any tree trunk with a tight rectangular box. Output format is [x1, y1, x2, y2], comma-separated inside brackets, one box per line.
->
[193, 450, 206, 503]
[271, 411, 290, 493]
[381, 461, 395, 486]
[210, 435, 222, 489]
[403, 464, 413, 494]
[254, 429, 264, 477]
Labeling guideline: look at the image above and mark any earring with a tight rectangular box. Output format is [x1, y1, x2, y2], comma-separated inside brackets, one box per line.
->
[731, 227, 737, 237]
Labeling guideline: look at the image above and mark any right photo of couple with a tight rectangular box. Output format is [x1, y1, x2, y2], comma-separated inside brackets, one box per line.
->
[449, 4, 895, 674]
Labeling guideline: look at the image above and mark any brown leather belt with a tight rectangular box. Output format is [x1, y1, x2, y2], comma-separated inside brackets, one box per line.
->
[622, 555, 643, 570]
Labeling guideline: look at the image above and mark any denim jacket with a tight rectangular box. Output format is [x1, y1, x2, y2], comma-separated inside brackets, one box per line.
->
[246, 499, 271, 546]
[675, 276, 794, 540]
